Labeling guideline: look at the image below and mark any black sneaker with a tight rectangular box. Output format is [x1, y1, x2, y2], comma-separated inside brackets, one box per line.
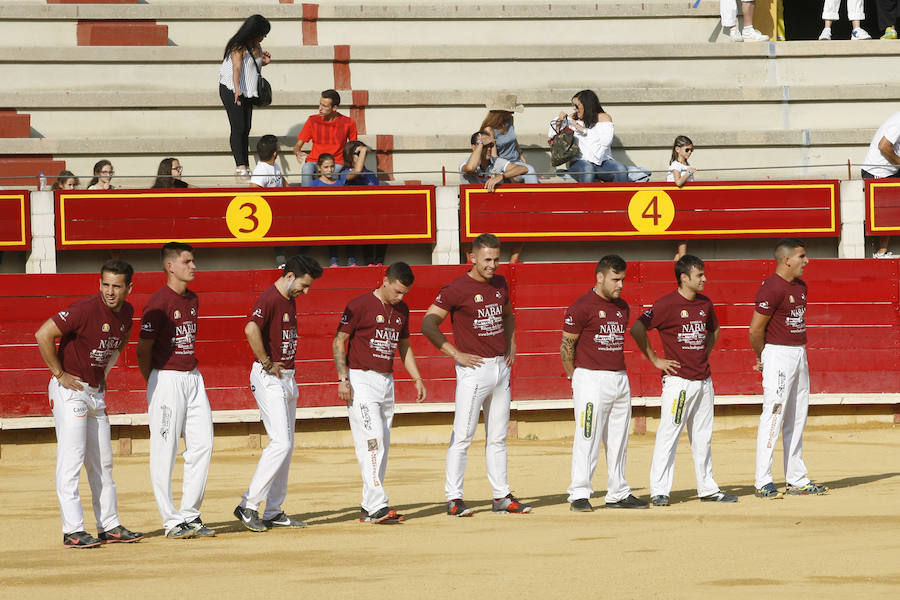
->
[650, 495, 670, 507]
[700, 490, 738, 503]
[570, 498, 593, 512]
[263, 512, 307, 529]
[165, 522, 196, 539]
[233, 505, 267, 532]
[365, 507, 405, 524]
[186, 518, 217, 537]
[63, 531, 102, 549]
[606, 494, 649, 509]
[98, 525, 144, 543]
[447, 498, 474, 517]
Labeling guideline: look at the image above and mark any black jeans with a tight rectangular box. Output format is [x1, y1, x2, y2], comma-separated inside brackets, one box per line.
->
[220, 84, 253, 167]
[877, 0, 899, 31]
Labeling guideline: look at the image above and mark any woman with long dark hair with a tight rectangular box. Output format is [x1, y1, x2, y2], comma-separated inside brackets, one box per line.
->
[549, 90, 627, 183]
[219, 14, 271, 180]
[151, 157, 191, 189]
[87, 160, 115, 190]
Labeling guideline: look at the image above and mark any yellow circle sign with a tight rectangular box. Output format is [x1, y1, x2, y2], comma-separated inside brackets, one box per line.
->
[627, 190, 675, 233]
[225, 195, 273, 239]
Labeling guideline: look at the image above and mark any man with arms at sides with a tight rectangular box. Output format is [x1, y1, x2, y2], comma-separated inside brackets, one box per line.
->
[137, 242, 214, 540]
[35, 260, 144, 548]
[630, 255, 737, 507]
[750, 238, 827, 499]
[333, 262, 427, 524]
[562, 255, 648, 512]
[235, 256, 323, 532]
[421, 233, 531, 517]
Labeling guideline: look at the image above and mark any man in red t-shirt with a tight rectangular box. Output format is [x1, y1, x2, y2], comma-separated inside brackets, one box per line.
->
[561, 255, 648, 511]
[293, 89, 358, 186]
[234, 255, 323, 532]
[749, 238, 827, 498]
[631, 255, 737, 506]
[35, 260, 144, 548]
[421, 233, 531, 517]
[333, 262, 426, 524]
[137, 242, 214, 540]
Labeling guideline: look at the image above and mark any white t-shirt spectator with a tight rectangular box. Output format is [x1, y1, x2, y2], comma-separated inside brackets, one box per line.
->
[863, 112, 900, 178]
[458, 157, 511, 185]
[548, 117, 614, 166]
[666, 161, 694, 183]
[251, 161, 283, 187]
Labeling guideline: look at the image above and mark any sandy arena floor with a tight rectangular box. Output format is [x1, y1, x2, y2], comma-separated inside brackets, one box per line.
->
[1, 424, 898, 598]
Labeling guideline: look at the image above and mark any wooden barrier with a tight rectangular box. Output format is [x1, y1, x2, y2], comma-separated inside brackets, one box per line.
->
[0, 191, 29, 250]
[865, 178, 900, 235]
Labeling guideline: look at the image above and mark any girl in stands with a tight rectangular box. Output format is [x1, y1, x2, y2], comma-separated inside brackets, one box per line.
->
[481, 94, 539, 184]
[310, 154, 355, 267]
[151, 157, 192, 189]
[667, 135, 696, 261]
[219, 14, 271, 181]
[342, 141, 385, 264]
[87, 160, 114, 190]
[550, 90, 627, 183]
[51, 170, 78, 190]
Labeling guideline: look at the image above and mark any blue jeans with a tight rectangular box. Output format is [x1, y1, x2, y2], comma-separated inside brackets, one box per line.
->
[512, 160, 540, 184]
[568, 158, 628, 183]
[301, 161, 343, 186]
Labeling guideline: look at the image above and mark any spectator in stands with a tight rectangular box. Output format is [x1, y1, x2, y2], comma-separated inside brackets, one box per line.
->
[151, 158, 192, 189]
[862, 111, 900, 258]
[310, 154, 355, 267]
[819, 0, 872, 39]
[721, 1, 769, 42]
[460, 130, 528, 192]
[250, 135, 284, 188]
[667, 136, 696, 261]
[219, 14, 272, 181]
[481, 94, 539, 184]
[550, 90, 627, 183]
[51, 170, 78, 190]
[87, 160, 114, 190]
[294, 89, 358, 186]
[876, 1, 899, 38]
[342, 141, 384, 265]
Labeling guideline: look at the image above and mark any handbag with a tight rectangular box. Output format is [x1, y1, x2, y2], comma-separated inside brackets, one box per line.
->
[549, 120, 579, 167]
[250, 54, 272, 107]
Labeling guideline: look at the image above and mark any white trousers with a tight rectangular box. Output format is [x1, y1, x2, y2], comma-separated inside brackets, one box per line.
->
[241, 363, 298, 519]
[347, 369, 395, 514]
[822, 0, 864, 21]
[649, 376, 720, 497]
[567, 369, 633, 504]
[147, 369, 214, 533]
[720, 0, 757, 28]
[50, 378, 120, 534]
[755, 344, 811, 489]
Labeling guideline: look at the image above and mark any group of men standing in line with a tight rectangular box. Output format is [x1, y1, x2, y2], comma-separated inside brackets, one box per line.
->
[36, 235, 826, 548]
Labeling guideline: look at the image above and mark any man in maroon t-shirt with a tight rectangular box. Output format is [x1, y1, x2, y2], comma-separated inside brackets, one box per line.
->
[749, 238, 827, 498]
[234, 255, 323, 532]
[35, 260, 144, 548]
[631, 255, 736, 506]
[561, 255, 648, 511]
[421, 233, 531, 516]
[333, 262, 426, 524]
[293, 88, 358, 186]
[137, 242, 214, 540]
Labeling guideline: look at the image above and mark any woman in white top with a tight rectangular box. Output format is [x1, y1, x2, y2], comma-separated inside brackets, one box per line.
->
[549, 90, 627, 183]
[86, 160, 114, 190]
[219, 15, 271, 179]
[667, 135, 696, 261]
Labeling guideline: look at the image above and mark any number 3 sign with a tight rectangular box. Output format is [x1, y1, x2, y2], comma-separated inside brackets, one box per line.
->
[225, 195, 273, 239]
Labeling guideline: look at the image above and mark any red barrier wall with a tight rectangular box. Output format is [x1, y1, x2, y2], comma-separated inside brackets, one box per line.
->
[2, 260, 897, 418]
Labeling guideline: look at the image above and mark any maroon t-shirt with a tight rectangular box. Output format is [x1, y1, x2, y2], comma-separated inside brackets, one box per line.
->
[338, 291, 410, 373]
[51, 293, 133, 388]
[754, 274, 807, 346]
[433, 273, 509, 358]
[638, 290, 718, 381]
[248, 285, 298, 369]
[139, 285, 199, 371]
[563, 290, 629, 371]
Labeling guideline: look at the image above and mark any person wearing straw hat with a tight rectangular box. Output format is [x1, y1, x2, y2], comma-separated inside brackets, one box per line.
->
[481, 94, 539, 185]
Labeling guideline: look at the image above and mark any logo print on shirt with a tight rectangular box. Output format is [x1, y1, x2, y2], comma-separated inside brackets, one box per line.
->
[616, 311, 623, 318]
[801, 293, 806, 301]
[680, 310, 689, 318]
[496, 291, 502, 299]
[282, 313, 289, 322]
[699, 310, 705, 317]
[252, 308, 263, 318]
[758, 301, 770, 310]
[57, 311, 69, 321]
[789, 295, 795, 303]
[174, 310, 181, 319]
[190, 308, 196, 316]
[376, 315, 385, 323]
[102, 323, 110, 332]
[141, 322, 153, 332]
[565, 315, 575, 326]
[474, 294, 484, 303]
[598, 310, 606, 318]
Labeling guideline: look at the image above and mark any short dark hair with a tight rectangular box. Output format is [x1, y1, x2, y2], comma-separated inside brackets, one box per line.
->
[675, 254, 705, 285]
[385, 261, 414, 287]
[162, 242, 194, 265]
[470, 131, 482, 146]
[317, 153, 335, 167]
[101, 259, 134, 285]
[595, 254, 626, 275]
[321, 89, 341, 106]
[774, 237, 806, 261]
[284, 255, 323, 280]
[256, 135, 278, 161]
[472, 233, 501, 251]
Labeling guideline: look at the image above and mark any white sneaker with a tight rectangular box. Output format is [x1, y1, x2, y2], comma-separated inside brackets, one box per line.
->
[851, 28, 872, 40]
[818, 27, 832, 40]
[873, 251, 895, 258]
[729, 26, 743, 42]
[742, 27, 770, 42]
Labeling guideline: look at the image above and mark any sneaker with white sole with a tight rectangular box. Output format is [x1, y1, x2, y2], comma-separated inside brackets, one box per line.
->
[700, 490, 738, 503]
[98, 525, 144, 543]
[851, 28, 872, 40]
[729, 27, 743, 42]
[165, 522, 196, 539]
[492, 493, 532, 514]
[882, 26, 898, 39]
[873, 250, 895, 258]
[233, 505, 267, 532]
[754, 482, 784, 499]
[742, 27, 769, 41]
[818, 27, 832, 40]
[263, 512, 307, 528]
[447, 498, 474, 517]
[186, 518, 217, 537]
[363, 507, 405, 524]
[785, 482, 829, 495]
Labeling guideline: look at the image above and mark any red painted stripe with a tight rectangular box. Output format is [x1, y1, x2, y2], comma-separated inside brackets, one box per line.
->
[350, 90, 368, 135]
[76, 20, 168, 46]
[376, 134, 394, 182]
[0, 110, 31, 138]
[301, 3, 318, 45]
[333, 45, 351, 88]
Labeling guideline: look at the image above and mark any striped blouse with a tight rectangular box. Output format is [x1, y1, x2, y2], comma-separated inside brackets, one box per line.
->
[218, 49, 262, 98]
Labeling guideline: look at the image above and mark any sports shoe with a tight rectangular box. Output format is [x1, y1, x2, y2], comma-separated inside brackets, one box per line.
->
[606, 494, 649, 509]
[364, 507, 405, 524]
[447, 498, 474, 517]
[728, 26, 743, 42]
[818, 27, 832, 40]
[570, 498, 593, 512]
[754, 482, 784, 499]
[742, 26, 769, 42]
[263, 512, 307, 529]
[492, 493, 532, 514]
[165, 522, 196, 539]
[851, 28, 872, 40]
[63, 531, 102, 549]
[650, 495, 669, 506]
[186, 518, 217, 537]
[882, 26, 898, 39]
[233, 506, 267, 532]
[98, 525, 144, 543]
[785, 482, 829, 495]
[700, 490, 738, 503]
[873, 250, 895, 258]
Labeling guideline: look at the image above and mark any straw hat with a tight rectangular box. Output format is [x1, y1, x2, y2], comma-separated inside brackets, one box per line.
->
[485, 93, 524, 113]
